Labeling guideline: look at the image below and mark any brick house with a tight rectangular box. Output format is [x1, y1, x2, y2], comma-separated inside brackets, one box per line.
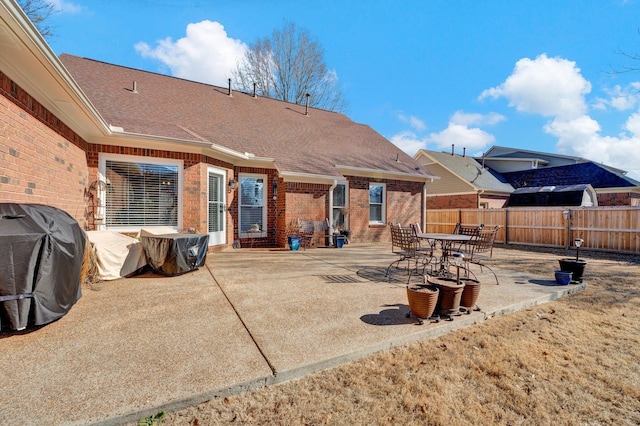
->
[1, 3, 436, 250]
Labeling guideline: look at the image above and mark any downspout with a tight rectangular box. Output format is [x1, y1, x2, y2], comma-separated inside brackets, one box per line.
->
[329, 180, 338, 237]
[422, 182, 427, 232]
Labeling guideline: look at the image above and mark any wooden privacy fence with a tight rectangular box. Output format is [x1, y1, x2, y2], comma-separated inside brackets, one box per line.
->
[425, 207, 640, 254]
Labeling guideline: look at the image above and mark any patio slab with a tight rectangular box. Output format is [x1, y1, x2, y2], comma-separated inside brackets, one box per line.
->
[0, 244, 584, 425]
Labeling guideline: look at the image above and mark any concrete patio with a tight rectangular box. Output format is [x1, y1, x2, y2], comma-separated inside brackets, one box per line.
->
[0, 244, 585, 425]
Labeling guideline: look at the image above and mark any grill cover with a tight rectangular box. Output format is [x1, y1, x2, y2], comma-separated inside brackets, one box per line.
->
[141, 233, 209, 276]
[0, 204, 85, 331]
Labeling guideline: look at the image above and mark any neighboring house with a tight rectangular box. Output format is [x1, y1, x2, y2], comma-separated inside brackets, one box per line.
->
[499, 162, 640, 207]
[480, 145, 590, 173]
[414, 149, 514, 209]
[0, 2, 436, 250]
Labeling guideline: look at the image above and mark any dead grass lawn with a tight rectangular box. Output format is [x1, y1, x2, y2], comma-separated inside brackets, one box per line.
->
[148, 246, 640, 425]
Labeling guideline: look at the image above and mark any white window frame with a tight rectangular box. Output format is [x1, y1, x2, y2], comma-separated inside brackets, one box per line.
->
[98, 153, 183, 233]
[369, 182, 386, 225]
[331, 181, 349, 230]
[238, 172, 267, 238]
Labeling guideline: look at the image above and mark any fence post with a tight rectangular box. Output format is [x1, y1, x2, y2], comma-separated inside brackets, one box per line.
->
[504, 208, 509, 245]
[563, 209, 571, 249]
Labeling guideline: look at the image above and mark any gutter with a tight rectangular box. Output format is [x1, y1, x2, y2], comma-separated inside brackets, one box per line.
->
[335, 164, 437, 182]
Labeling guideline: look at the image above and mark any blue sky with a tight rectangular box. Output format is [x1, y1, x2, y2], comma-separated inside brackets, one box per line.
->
[44, 0, 640, 179]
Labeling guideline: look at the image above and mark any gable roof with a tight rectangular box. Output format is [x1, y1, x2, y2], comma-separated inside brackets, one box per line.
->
[59, 54, 434, 183]
[501, 162, 640, 190]
[415, 150, 513, 194]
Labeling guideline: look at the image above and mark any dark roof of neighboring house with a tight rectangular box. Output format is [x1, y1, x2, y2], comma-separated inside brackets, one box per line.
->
[500, 162, 640, 189]
[59, 54, 433, 180]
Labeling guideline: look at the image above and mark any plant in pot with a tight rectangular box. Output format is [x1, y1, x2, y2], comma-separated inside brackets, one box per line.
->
[558, 238, 587, 283]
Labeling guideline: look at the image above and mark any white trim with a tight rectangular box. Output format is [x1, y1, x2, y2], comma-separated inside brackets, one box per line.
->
[98, 153, 183, 233]
[336, 164, 437, 182]
[280, 171, 345, 184]
[207, 166, 227, 246]
[238, 172, 268, 239]
[369, 182, 386, 225]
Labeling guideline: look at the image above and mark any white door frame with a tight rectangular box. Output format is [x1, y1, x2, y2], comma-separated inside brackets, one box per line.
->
[207, 166, 227, 246]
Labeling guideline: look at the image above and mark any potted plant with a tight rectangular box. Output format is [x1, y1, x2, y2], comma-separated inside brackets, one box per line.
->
[558, 238, 587, 283]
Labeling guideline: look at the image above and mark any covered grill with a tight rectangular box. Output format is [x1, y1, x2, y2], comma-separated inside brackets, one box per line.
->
[0, 204, 85, 331]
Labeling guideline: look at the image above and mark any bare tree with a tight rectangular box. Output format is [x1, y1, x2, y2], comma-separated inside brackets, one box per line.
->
[17, 0, 57, 39]
[234, 22, 347, 113]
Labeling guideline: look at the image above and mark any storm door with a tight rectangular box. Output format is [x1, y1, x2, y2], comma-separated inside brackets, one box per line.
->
[208, 167, 226, 245]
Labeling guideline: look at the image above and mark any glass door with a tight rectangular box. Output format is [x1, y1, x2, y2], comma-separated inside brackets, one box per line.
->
[208, 167, 226, 245]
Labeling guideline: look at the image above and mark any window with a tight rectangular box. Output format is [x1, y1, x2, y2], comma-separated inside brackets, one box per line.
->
[369, 183, 386, 224]
[99, 154, 182, 230]
[332, 183, 348, 229]
[239, 174, 266, 237]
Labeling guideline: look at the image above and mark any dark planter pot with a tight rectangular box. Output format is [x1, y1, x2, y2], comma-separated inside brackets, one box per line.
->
[558, 259, 587, 282]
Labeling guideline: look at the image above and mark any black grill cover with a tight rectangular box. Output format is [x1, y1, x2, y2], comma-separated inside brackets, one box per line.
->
[0, 204, 85, 331]
[141, 233, 209, 276]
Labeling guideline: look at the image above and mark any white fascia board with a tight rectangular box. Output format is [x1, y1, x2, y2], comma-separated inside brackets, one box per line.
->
[280, 171, 344, 184]
[0, 1, 110, 138]
[97, 130, 276, 166]
[426, 191, 478, 197]
[335, 164, 438, 182]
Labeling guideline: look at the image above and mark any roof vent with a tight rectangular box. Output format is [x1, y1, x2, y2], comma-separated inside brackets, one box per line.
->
[228, 78, 232, 97]
[253, 82, 257, 98]
[305, 93, 310, 116]
[540, 186, 556, 192]
[463, 147, 466, 157]
[451, 144, 455, 155]
[132, 81, 138, 93]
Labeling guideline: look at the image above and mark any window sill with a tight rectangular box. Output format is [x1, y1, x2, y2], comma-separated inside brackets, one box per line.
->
[240, 231, 266, 238]
[369, 223, 387, 228]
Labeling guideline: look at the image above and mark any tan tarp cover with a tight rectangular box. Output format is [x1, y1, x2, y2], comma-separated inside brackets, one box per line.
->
[86, 231, 147, 280]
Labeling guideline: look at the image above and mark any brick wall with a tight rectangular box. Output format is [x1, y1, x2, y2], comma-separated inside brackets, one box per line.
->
[283, 182, 330, 246]
[348, 176, 424, 243]
[0, 71, 89, 228]
[597, 192, 640, 207]
[426, 193, 478, 209]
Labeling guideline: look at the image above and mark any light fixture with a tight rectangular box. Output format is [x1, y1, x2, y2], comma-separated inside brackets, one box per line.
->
[272, 177, 278, 200]
[574, 238, 584, 261]
[228, 178, 238, 193]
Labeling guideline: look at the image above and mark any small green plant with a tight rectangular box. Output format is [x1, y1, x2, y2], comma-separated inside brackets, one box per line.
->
[139, 411, 166, 425]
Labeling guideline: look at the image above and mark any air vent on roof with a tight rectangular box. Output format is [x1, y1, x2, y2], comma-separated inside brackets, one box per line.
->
[253, 82, 257, 98]
[305, 93, 310, 116]
[132, 81, 138, 93]
[228, 78, 232, 97]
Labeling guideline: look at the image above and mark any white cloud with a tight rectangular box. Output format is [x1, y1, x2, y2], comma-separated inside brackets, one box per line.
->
[47, 0, 82, 13]
[482, 53, 640, 180]
[390, 130, 427, 156]
[450, 111, 505, 126]
[427, 123, 495, 152]
[391, 111, 501, 156]
[135, 20, 247, 87]
[397, 114, 426, 132]
[593, 83, 640, 111]
[480, 54, 591, 120]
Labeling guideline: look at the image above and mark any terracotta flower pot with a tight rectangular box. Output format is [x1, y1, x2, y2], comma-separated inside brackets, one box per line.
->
[406, 285, 439, 319]
[460, 278, 481, 308]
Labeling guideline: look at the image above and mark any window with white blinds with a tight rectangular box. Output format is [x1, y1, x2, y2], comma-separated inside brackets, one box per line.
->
[239, 174, 266, 235]
[369, 183, 386, 224]
[102, 156, 181, 228]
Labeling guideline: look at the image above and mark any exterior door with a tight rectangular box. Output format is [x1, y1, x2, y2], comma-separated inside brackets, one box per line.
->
[208, 167, 226, 245]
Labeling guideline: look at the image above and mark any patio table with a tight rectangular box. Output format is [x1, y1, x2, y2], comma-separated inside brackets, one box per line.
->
[416, 233, 473, 276]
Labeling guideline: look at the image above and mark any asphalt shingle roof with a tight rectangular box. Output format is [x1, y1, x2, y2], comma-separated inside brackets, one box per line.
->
[60, 54, 433, 180]
[501, 162, 640, 189]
